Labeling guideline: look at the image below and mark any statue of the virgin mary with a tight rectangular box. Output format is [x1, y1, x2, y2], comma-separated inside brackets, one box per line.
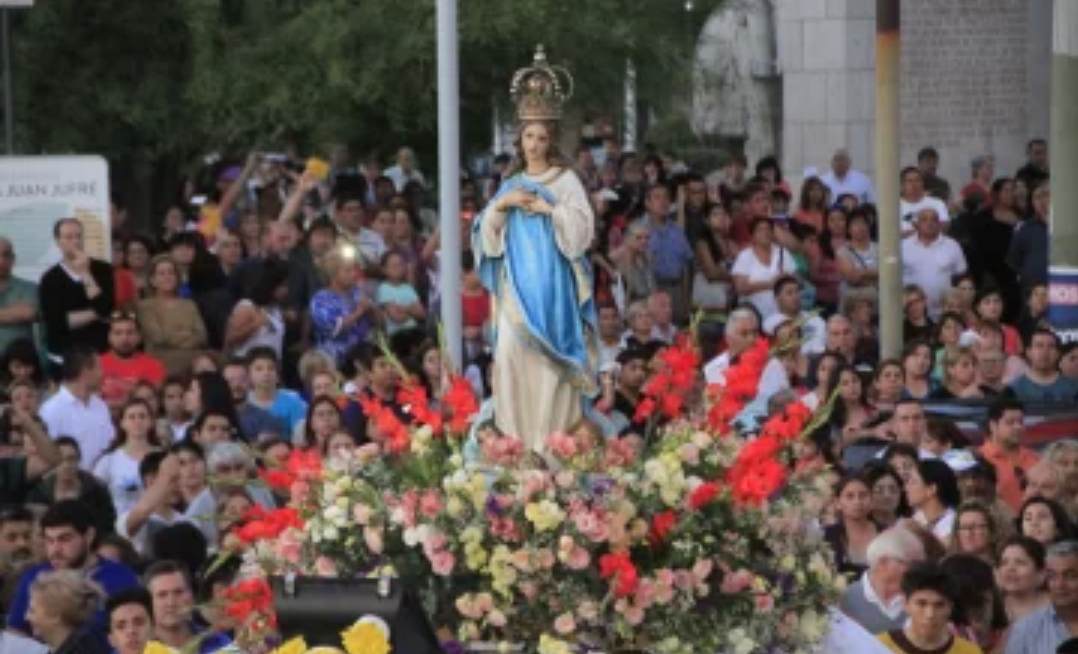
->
[472, 46, 598, 453]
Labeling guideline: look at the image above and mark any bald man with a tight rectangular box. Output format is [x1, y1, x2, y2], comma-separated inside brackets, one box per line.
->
[0, 237, 40, 354]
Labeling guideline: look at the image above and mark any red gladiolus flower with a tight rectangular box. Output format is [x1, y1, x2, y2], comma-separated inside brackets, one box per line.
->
[398, 379, 444, 433]
[443, 376, 479, 433]
[235, 507, 304, 545]
[633, 397, 657, 424]
[649, 510, 677, 546]
[730, 459, 787, 505]
[259, 469, 295, 490]
[688, 481, 720, 510]
[760, 403, 811, 442]
[599, 553, 640, 597]
[222, 578, 275, 623]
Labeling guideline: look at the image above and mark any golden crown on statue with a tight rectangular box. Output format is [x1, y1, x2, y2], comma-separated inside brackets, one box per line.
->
[510, 44, 574, 122]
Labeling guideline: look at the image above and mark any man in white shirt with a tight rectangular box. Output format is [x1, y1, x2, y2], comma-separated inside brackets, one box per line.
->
[762, 276, 826, 355]
[116, 452, 194, 556]
[597, 304, 625, 368]
[899, 166, 951, 235]
[704, 307, 759, 384]
[820, 149, 876, 205]
[39, 346, 114, 469]
[384, 146, 426, 191]
[901, 208, 967, 319]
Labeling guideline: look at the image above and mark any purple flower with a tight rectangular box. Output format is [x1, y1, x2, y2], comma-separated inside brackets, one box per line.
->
[485, 495, 503, 516]
[441, 640, 467, 654]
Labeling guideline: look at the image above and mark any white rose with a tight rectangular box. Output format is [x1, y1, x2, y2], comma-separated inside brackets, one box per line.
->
[323, 525, 339, 541]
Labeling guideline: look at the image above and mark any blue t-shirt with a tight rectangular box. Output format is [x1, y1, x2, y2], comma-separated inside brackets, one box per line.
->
[1009, 374, 1078, 404]
[6, 559, 139, 640]
[249, 389, 308, 432]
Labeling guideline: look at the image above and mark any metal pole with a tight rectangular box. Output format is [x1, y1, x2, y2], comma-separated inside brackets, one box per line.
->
[437, 0, 463, 368]
[875, 0, 902, 359]
[624, 58, 637, 153]
[1048, 0, 1078, 341]
[2, 8, 13, 154]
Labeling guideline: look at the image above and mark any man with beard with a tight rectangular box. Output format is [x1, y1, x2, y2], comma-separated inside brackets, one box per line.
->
[5, 500, 138, 641]
[0, 507, 34, 615]
[98, 313, 166, 409]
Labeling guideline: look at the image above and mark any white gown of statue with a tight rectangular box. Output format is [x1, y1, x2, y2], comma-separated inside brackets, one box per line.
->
[477, 166, 597, 453]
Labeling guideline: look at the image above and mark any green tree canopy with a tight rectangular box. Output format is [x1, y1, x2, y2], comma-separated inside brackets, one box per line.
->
[11, 0, 724, 214]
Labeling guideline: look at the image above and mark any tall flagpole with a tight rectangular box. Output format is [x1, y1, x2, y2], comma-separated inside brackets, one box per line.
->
[437, 0, 463, 368]
[875, 0, 902, 359]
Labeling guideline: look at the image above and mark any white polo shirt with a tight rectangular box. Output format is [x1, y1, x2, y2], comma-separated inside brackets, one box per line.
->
[39, 384, 115, 470]
[901, 234, 967, 318]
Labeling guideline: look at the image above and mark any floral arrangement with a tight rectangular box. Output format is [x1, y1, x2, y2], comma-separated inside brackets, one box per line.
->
[224, 335, 842, 654]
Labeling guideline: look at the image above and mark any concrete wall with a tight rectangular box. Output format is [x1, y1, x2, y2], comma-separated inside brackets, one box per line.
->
[776, 0, 1052, 194]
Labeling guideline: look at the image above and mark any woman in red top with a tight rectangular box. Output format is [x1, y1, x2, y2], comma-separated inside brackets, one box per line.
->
[794, 177, 828, 233]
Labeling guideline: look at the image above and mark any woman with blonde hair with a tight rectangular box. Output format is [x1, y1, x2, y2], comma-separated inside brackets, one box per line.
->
[930, 347, 985, 400]
[310, 245, 375, 367]
[26, 570, 107, 654]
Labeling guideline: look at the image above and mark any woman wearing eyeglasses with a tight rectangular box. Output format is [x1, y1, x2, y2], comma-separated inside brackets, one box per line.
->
[949, 501, 1000, 563]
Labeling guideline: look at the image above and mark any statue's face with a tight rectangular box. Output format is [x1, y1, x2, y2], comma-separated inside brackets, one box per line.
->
[521, 121, 552, 163]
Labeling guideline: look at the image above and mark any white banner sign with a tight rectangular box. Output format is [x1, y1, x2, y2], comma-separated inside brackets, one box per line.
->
[0, 155, 110, 283]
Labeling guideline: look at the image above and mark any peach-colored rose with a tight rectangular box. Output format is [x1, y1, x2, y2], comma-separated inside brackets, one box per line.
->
[353, 503, 373, 525]
[554, 613, 576, 635]
[364, 526, 384, 554]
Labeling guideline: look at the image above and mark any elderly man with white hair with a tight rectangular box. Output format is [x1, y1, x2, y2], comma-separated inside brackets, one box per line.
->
[183, 442, 276, 548]
[1025, 460, 1069, 504]
[820, 148, 876, 205]
[839, 527, 926, 635]
[703, 307, 759, 385]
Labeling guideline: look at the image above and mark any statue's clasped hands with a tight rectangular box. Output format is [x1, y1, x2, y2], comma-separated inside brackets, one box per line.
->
[497, 189, 553, 216]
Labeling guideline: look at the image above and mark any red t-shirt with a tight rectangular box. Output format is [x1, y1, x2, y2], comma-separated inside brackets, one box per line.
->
[99, 351, 167, 406]
[114, 268, 138, 309]
[461, 290, 491, 328]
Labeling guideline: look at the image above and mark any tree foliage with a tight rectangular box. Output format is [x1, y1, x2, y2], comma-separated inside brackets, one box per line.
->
[11, 0, 725, 210]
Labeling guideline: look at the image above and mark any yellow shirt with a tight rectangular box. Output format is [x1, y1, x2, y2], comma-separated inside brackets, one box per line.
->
[878, 631, 983, 654]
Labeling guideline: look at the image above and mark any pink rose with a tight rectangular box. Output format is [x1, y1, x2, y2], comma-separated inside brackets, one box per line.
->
[554, 613, 576, 635]
[720, 569, 754, 594]
[518, 582, 539, 601]
[419, 490, 443, 518]
[679, 443, 700, 465]
[754, 593, 775, 613]
[314, 556, 338, 577]
[275, 529, 302, 564]
[486, 609, 507, 628]
[616, 599, 645, 626]
[430, 550, 456, 576]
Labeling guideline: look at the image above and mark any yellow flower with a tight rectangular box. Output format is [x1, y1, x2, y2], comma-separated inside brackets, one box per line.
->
[143, 642, 175, 654]
[524, 500, 565, 532]
[342, 623, 391, 654]
[271, 637, 309, 654]
[537, 634, 573, 654]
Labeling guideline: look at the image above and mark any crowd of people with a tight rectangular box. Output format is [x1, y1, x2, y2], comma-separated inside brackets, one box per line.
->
[0, 134, 1068, 654]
